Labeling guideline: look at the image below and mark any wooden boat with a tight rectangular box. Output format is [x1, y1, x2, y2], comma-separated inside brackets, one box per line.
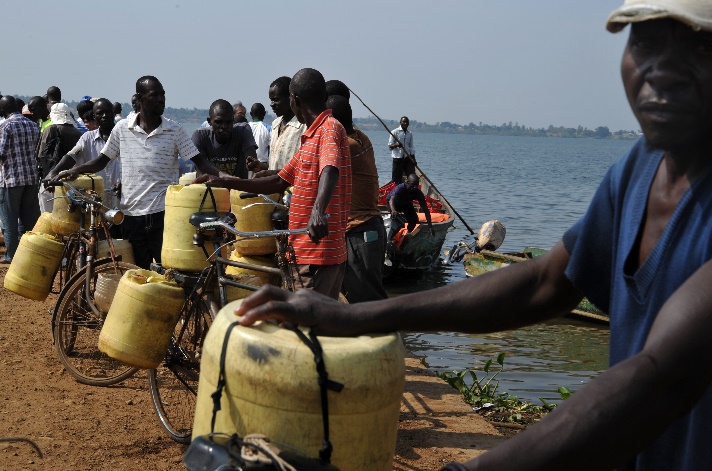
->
[463, 248, 609, 324]
[379, 170, 455, 272]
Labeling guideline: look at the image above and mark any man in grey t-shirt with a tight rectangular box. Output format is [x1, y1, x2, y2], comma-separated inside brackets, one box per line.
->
[192, 99, 258, 179]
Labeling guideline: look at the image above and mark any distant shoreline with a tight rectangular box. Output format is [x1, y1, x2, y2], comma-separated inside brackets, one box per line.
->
[12, 95, 637, 140]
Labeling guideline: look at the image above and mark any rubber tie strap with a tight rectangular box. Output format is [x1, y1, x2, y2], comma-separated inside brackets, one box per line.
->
[290, 327, 343, 464]
[210, 320, 241, 437]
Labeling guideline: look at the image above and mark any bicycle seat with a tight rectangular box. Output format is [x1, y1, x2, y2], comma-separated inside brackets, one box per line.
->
[189, 212, 231, 227]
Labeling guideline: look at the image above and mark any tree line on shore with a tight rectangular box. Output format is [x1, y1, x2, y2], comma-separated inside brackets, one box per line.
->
[14, 96, 637, 140]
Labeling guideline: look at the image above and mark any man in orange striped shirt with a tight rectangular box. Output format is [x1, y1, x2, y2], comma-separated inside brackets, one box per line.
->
[195, 68, 351, 299]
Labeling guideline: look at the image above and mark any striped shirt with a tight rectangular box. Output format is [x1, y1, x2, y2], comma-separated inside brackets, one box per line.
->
[68, 129, 122, 209]
[0, 114, 41, 187]
[101, 113, 199, 216]
[269, 115, 305, 170]
[278, 110, 351, 265]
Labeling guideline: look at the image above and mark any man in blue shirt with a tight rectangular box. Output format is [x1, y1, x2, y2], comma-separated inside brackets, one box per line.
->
[235, 1, 712, 469]
[386, 174, 434, 241]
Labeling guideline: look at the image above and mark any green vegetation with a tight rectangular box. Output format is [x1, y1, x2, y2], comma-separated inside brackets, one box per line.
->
[435, 353, 572, 425]
[13, 95, 635, 139]
[355, 116, 638, 140]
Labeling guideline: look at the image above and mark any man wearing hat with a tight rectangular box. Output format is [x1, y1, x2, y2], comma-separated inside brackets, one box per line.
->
[235, 1, 712, 469]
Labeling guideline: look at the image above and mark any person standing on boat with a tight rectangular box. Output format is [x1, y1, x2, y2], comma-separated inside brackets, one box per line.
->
[327, 94, 388, 303]
[191, 99, 258, 179]
[267, 76, 306, 172]
[195, 68, 352, 300]
[235, 2, 712, 469]
[386, 173, 434, 241]
[388, 116, 416, 183]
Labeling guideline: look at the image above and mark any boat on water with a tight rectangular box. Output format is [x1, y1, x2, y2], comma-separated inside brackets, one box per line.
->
[463, 247, 609, 324]
[378, 169, 455, 272]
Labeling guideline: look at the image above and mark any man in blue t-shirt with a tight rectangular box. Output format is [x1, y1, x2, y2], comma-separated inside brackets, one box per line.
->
[233, 2, 712, 470]
[386, 174, 434, 241]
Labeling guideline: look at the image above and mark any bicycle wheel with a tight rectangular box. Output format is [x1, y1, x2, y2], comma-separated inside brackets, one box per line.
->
[149, 298, 213, 443]
[53, 261, 140, 386]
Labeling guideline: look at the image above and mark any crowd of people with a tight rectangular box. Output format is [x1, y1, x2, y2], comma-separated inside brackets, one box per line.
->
[0, 70, 394, 303]
[5, 0, 711, 468]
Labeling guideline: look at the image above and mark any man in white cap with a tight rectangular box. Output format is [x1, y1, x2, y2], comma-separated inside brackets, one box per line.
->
[235, 2, 712, 469]
[37, 103, 82, 212]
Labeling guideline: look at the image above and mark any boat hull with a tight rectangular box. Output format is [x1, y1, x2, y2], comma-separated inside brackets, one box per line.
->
[384, 214, 454, 271]
[463, 250, 608, 324]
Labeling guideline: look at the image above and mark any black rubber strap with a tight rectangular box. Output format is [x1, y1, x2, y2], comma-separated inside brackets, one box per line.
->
[210, 320, 241, 436]
[291, 327, 344, 464]
[199, 184, 218, 212]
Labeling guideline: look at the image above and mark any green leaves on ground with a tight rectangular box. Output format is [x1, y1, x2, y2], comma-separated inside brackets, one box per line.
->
[436, 353, 573, 425]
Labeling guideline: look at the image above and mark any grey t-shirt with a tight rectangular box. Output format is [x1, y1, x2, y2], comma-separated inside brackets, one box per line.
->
[191, 124, 256, 178]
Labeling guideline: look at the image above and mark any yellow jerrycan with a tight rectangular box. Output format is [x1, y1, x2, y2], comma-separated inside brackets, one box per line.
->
[4, 232, 65, 301]
[97, 239, 136, 265]
[32, 212, 57, 237]
[161, 184, 230, 271]
[98, 269, 184, 369]
[193, 300, 406, 471]
[230, 190, 281, 255]
[51, 174, 104, 235]
[224, 251, 279, 301]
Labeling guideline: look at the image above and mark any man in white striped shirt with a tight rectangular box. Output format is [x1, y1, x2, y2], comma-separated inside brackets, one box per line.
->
[56, 76, 227, 268]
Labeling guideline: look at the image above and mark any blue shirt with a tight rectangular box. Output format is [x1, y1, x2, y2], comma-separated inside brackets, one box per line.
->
[386, 182, 427, 210]
[563, 138, 712, 470]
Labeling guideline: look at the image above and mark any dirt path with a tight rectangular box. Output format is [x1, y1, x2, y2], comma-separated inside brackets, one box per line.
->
[0, 254, 505, 471]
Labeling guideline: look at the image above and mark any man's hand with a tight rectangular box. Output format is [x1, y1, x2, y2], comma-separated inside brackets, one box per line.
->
[192, 174, 215, 185]
[55, 169, 79, 181]
[236, 285, 353, 336]
[307, 209, 329, 243]
[246, 156, 262, 171]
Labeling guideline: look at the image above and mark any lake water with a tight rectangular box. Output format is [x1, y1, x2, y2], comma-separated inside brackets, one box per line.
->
[179, 121, 634, 403]
[365, 130, 633, 403]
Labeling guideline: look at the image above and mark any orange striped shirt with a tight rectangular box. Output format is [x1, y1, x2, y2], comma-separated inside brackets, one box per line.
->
[278, 110, 351, 265]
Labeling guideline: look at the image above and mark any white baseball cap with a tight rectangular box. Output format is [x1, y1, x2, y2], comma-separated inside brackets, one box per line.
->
[607, 0, 712, 33]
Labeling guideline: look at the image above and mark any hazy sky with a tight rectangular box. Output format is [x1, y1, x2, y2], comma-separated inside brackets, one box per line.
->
[2, 0, 638, 131]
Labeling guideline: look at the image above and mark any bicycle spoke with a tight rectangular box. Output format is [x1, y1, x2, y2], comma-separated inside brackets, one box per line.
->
[53, 261, 140, 386]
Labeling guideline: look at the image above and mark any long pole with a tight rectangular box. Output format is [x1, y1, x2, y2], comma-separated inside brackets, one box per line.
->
[348, 88, 476, 235]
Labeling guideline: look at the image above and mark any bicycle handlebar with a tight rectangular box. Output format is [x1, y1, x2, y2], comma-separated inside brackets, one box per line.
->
[45, 180, 123, 224]
[199, 220, 308, 238]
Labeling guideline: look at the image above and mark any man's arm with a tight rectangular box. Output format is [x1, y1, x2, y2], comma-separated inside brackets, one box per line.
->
[193, 172, 289, 195]
[308, 165, 338, 242]
[55, 154, 111, 180]
[45, 154, 77, 181]
[462, 258, 712, 471]
[191, 153, 231, 178]
[238, 241, 582, 335]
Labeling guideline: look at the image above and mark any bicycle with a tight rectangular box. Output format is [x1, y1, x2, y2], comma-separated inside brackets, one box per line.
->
[46, 179, 141, 386]
[148, 192, 307, 443]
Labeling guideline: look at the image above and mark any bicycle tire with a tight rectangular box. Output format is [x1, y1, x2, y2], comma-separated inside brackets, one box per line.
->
[53, 261, 140, 386]
[148, 298, 213, 443]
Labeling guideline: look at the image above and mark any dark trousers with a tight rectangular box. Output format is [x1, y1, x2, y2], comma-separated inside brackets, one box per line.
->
[387, 204, 419, 241]
[391, 158, 415, 183]
[343, 216, 388, 303]
[121, 211, 164, 269]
